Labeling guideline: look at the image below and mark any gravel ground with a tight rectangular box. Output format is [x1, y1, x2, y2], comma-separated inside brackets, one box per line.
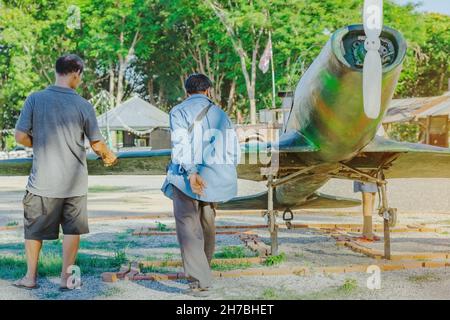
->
[1, 268, 449, 300]
[0, 176, 449, 300]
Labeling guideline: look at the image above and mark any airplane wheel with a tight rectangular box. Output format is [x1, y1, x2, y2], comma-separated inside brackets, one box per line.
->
[283, 208, 294, 229]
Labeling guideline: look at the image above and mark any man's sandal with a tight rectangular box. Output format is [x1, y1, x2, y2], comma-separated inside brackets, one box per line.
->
[59, 280, 83, 291]
[12, 277, 39, 290]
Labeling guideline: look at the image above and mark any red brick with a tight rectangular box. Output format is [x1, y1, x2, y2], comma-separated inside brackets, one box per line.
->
[101, 272, 118, 283]
[380, 264, 404, 271]
[423, 261, 446, 268]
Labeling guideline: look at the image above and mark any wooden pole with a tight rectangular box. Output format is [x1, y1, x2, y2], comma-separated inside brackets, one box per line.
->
[270, 31, 276, 110]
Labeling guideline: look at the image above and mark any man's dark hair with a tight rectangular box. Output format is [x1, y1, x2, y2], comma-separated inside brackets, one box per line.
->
[55, 54, 84, 75]
[184, 73, 212, 94]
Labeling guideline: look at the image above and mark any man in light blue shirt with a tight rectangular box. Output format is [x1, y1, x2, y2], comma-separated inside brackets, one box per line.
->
[161, 74, 240, 294]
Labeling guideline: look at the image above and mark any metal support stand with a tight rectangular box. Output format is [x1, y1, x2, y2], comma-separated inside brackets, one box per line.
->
[266, 174, 278, 256]
[260, 165, 317, 256]
[379, 182, 391, 260]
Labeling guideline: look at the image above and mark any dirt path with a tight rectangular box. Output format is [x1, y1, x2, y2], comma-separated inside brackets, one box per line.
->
[0, 176, 449, 300]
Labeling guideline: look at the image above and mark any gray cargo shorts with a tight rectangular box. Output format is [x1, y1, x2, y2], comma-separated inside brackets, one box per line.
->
[23, 191, 89, 240]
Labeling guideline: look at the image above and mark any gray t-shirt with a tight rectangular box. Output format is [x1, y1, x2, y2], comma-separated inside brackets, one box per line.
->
[15, 85, 104, 198]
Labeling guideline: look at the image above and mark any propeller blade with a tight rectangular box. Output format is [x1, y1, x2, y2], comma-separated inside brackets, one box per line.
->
[362, 0, 383, 119]
[363, 50, 382, 119]
[364, 0, 383, 37]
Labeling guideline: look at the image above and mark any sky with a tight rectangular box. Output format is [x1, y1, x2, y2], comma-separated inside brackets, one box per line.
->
[393, 0, 450, 15]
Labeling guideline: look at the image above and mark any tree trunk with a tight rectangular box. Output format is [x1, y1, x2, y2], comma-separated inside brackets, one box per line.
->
[117, 56, 125, 106]
[227, 79, 236, 114]
[438, 63, 445, 93]
[158, 85, 165, 106]
[237, 109, 243, 124]
[249, 30, 262, 124]
[0, 131, 4, 151]
[249, 95, 257, 124]
[109, 63, 116, 108]
[206, 0, 263, 124]
[147, 77, 155, 104]
[180, 75, 187, 96]
[116, 29, 140, 106]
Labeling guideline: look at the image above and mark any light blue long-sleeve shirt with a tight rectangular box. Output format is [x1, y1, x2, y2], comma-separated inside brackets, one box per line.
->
[161, 94, 240, 203]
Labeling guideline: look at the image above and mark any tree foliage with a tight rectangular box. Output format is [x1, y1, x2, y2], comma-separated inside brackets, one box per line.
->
[0, 0, 448, 149]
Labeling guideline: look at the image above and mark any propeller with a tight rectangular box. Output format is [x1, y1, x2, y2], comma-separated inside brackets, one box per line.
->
[363, 0, 383, 119]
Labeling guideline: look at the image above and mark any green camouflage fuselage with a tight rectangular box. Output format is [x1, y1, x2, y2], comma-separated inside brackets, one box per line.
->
[275, 24, 407, 206]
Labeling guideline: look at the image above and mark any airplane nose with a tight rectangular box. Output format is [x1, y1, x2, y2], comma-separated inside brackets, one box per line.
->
[339, 26, 400, 71]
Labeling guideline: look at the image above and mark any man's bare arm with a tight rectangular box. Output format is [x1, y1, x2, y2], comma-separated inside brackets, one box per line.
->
[15, 130, 33, 147]
[90, 140, 118, 167]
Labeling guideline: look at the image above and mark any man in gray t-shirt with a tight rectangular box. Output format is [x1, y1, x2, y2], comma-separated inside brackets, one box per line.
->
[13, 54, 117, 290]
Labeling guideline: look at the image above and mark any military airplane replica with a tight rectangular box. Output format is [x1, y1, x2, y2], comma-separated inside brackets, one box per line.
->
[2, 0, 450, 259]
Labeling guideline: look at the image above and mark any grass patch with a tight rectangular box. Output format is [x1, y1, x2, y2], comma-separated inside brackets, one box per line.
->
[210, 261, 252, 271]
[155, 221, 169, 232]
[214, 246, 256, 259]
[143, 255, 158, 261]
[440, 231, 449, 235]
[0, 250, 128, 280]
[337, 278, 358, 294]
[115, 232, 129, 241]
[0, 238, 139, 255]
[253, 278, 360, 300]
[261, 288, 279, 299]
[140, 265, 175, 274]
[0, 243, 26, 252]
[88, 186, 128, 193]
[79, 239, 139, 250]
[408, 272, 440, 284]
[158, 243, 179, 248]
[263, 253, 286, 266]
[160, 253, 176, 267]
[100, 287, 124, 297]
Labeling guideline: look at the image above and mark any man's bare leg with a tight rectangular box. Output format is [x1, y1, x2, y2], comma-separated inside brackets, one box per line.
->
[362, 192, 377, 240]
[60, 235, 80, 288]
[13, 239, 42, 288]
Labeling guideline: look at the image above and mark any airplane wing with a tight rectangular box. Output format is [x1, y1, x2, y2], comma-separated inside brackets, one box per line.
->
[0, 149, 171, 176]
[237, 130, 320, 181]
[0, 131, 317, 177]
[87, 149, 171, 175]
[339, 136, 450, 179]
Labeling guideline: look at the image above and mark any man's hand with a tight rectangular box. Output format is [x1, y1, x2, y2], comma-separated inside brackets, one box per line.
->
[101, 149, 118, 167]
[189, 173, 207, 196]
[15, 130, 33, 147]
[90, 140, 118, 167]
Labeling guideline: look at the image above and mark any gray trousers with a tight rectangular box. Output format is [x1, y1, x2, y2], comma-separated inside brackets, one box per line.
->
[172, 186, 216, 288]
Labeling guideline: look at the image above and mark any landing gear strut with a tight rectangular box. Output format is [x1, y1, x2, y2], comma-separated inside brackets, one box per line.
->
[377, 171, 397, 260]
[336, 163, 397, 260]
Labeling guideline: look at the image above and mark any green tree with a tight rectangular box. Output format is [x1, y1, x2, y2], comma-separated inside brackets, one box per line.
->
[77, 0, 160, 106]
[1, 0, 448, 145]
[0, 0, 76, 149]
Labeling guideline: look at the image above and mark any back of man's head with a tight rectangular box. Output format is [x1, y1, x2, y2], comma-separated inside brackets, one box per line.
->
[55, 54, 84, 76]
[185, 73, 212, 95]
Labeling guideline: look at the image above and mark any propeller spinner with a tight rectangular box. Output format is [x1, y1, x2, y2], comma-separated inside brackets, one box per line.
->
[363, 0, 383, 119]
